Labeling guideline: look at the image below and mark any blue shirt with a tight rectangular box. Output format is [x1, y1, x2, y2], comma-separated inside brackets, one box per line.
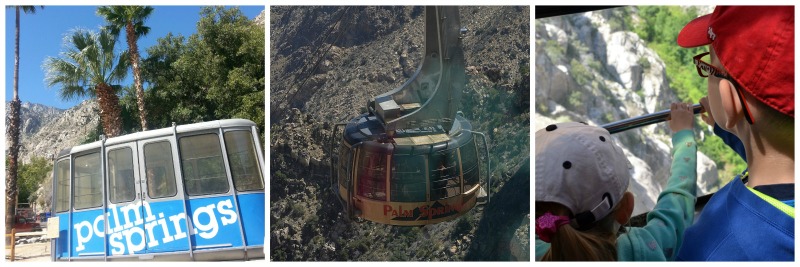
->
[676, 177, 795, 261]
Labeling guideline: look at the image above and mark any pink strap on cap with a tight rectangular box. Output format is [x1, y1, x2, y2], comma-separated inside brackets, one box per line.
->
[535, 212, 571, 243]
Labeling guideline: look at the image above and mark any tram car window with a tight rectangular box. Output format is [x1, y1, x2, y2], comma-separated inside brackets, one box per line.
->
[357, 151, 388, 201]
[390, 155, 427, 202]
[107, 148, 136, 204]
[55, 160, 71, 213]
[73, 152, 102, 210]
[337, 143, 353, 189]
[223, 131, 264, 191]
[179, 133, 229, 196]
[429, 150, 461, 200]
[144, 141, 178, 198]
[460, 141, 480, 190]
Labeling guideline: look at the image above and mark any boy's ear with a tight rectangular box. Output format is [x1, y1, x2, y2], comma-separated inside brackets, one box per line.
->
[615, 192, 634, 225]
[718, 79, 744, 129]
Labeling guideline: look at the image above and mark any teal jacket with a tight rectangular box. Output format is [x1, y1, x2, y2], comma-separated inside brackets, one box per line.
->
[536, 130, 697, 261]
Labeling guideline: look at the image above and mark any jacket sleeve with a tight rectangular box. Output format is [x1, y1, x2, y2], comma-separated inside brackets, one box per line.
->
[534, 235, 549, 261]
[640, 129, 697, 260]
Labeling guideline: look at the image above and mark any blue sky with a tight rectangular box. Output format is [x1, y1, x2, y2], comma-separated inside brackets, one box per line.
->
[4, 5, 265, 110]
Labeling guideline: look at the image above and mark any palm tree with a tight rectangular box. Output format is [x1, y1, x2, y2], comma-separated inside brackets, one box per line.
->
[6, 5, 42, 235]
[44, 29, 129, 138]
[97, 6, 154, 131]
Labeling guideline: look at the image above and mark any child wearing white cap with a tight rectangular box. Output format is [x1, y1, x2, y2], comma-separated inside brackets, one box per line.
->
[534, 102, 697, 261]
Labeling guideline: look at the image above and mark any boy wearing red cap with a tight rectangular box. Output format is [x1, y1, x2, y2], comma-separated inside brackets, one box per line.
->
[675, 6, 794, 261]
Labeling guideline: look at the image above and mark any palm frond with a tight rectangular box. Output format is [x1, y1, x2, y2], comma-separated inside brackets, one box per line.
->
[44, 27, 128, 101]
[97, 5, 154, 38]
[109, 49, 130, 83]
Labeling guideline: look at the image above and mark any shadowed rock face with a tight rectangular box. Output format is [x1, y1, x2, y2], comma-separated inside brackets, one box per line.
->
[466, 159, 530, 261]
[535, 8, 719, 217]
[270, 6, 530, 261]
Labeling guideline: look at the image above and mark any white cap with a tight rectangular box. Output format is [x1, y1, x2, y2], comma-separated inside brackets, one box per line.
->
[535, 122, 631, 229]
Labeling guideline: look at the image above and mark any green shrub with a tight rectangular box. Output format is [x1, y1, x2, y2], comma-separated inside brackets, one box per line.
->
[637, 56, 651, 71]
[569, 59, 591, 86]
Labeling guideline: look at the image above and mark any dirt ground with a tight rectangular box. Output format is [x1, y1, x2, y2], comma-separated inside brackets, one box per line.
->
[6, 230, 267, 262]
[5, 241, 51, 262]
[6, 240, 268, 262]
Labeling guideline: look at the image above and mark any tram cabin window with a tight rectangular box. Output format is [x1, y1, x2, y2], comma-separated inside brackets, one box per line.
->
[224, 131, 264, 191]
[55, 159, 71, 213]
[390, 155, 426, 202]
[357, 151, 387, 201]
[429, 151, 461, 200]
[107, 148, 136, 203]
[144, 141, 178, 198]
[338, 144, 352, 188]
[460, 141, 479, 191]
[73, 152, 102, 210]
[146, 167, 171, 198]
[179, 134, 229, 196]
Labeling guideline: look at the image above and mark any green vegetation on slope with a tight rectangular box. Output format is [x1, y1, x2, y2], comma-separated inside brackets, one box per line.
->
[632, 6, 746, 185]
[16, 157, 51, 205]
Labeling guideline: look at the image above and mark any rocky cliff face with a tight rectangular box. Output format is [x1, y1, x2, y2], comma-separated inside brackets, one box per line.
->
[535, 7, 718, 216]
[5, 100, 98, 164]
[15, 102, 62, 138]
[271, 6, 530, 261]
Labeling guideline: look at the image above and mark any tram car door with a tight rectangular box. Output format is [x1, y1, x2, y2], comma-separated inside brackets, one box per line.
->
[136, 138, 191, 254]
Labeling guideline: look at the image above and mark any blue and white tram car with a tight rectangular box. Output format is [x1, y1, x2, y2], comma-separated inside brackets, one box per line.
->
[49, 119, 265, 261]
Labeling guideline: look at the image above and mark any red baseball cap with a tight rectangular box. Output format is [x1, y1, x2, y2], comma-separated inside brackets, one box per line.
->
[677, 6, 794, 118]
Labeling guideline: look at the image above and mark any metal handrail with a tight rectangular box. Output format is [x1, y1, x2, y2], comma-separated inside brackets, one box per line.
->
[464, 130, 490, 204]
[329, 123, 348, 191]
[601, 103, 703, 134]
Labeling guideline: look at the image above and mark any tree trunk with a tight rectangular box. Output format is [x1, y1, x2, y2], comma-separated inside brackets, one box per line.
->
[6, 100, 21, 234]
[96, 83, 123, 138]
[6, 6, 22, 235]
[127, 22, 148, 131]
[13, 8, 20, 102]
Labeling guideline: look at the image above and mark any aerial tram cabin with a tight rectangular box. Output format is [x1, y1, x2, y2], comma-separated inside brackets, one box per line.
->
[49, 119, 265, 261]
[332, 6, 490, 226]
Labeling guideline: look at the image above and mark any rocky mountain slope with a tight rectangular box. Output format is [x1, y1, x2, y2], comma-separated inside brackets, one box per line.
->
[535, 7, 719, 216]
[270, 6, 530, 261]
[5, 100, 98, 164]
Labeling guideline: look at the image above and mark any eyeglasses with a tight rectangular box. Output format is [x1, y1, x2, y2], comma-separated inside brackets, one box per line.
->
[693, 52, 754, 124]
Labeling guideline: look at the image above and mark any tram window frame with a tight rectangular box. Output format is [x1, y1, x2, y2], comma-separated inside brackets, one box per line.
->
[429, 150, 462, 200]
[179, 133, 230, 196]
[107, 147, 137, 204]
[143, 141, 178, 199]
[390, 155, 427, 202]
[459, 139, 480, 191]
[54, 159, 71, 213]
[356, 151, 388, 201]
[223, 130, 264, 192]
[73, 151, 103, 210]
